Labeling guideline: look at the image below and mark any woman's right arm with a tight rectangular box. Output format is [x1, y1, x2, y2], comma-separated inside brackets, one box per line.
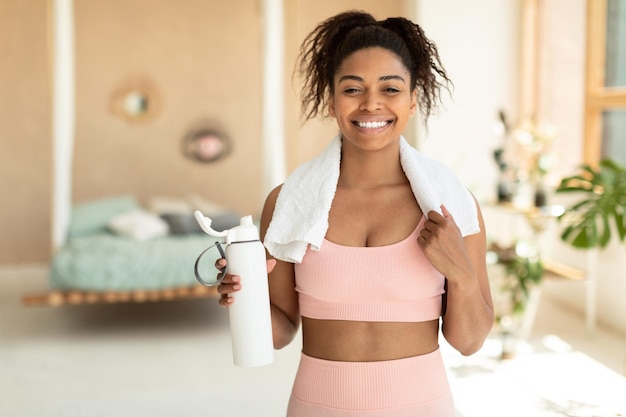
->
[260, 185, 300, 349]
[217, 185, 300, 349]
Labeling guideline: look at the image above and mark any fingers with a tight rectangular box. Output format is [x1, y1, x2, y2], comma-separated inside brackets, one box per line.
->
[418, 206, 464, 259]
[440, 204, 451, 218]
[217, 273, 241, 307]
[424, 205, 460, 234]
[427, 208, 443, 221]
[420, 212, 438, 239]
[216, 258, 277, 308]
[419, 207, 449, 244]
[215, 258, 240, 307]
[267, 258, 277, 273]
[425, 208, 446, 224]
[417, 227, 432, 248]
[215, 257, 227, 274]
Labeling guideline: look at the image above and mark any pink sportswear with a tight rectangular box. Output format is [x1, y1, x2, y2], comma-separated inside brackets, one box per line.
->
[294, 216, 445, 322]
[286, 349, 455, 416]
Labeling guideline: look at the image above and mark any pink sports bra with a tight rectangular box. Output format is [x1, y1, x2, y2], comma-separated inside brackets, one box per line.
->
[294, 217, 445, 322]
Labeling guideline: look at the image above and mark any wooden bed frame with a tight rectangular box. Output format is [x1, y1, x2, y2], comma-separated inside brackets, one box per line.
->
[22, 284, 219, 307]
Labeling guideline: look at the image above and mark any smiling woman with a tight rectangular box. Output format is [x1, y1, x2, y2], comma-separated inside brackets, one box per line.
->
[216, 9, 493, 417]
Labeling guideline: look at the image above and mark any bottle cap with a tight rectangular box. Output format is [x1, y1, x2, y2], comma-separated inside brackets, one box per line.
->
[227, 215, 259, 243]
[194, 211, 259, 243]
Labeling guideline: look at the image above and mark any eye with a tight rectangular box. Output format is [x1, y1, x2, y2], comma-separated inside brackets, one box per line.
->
[343, 87, 362, 95]
[383, 87, 401, 94]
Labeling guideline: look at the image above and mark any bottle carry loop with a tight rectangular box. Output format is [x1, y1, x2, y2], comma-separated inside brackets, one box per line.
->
[193, 240, 261, 287]
[194, 241, 226, 287]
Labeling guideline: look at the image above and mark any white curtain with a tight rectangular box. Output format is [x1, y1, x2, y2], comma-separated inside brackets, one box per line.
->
[51, 0, 75, 251]
[261, 0, 287, 196]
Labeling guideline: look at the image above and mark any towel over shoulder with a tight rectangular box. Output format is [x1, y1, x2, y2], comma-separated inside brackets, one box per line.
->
[264, 135, 479, 263]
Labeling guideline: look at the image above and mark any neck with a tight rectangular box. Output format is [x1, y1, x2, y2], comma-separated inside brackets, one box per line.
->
[338, 140, 407, 189]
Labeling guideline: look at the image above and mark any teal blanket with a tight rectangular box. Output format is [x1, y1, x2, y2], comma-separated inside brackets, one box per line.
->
[49, 233, 221, 291]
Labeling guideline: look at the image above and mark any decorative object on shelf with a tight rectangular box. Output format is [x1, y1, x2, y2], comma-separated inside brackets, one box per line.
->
[489, 242, 543, 315]
[181, 126, 232, 163]
[556, 159, 626, 249]
[488, 241, 544, 359]
[110, 75, 161, 123]
[493, 110, 515, 203]
[493, 110, 557, 208]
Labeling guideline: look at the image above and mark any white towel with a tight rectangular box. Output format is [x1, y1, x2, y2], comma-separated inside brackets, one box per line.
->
[264, 134, 479, 263]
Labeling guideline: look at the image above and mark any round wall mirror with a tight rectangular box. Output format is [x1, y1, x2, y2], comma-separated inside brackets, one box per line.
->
[111, 77, 161, 122]
[122, 91, 149, 117]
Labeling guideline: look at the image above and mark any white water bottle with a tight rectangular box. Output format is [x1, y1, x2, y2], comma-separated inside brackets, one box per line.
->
[194, 212, 274, 367]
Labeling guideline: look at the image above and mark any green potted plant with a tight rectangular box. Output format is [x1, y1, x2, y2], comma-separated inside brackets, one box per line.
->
[552, 158, 626, 335]
[489, 241, 544, 358]
[502, 254, 544, 316]
[556, 159, 626, 249]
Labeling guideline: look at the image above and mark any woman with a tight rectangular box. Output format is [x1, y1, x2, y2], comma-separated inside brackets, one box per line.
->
[218, 10, 494, 416]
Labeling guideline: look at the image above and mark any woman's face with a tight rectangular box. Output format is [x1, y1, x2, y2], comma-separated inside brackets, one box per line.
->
[329, 47, 417, 152]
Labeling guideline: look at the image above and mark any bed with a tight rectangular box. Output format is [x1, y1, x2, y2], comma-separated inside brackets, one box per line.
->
[23, 195, 240, 306]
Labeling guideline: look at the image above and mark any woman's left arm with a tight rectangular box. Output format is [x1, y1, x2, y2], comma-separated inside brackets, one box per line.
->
[417, 197, 494, 356]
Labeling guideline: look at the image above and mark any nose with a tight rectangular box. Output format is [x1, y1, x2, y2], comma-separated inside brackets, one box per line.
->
[359, 91, 382, 112]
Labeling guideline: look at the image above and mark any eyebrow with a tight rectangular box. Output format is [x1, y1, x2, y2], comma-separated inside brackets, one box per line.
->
[338, 75, 406, 84]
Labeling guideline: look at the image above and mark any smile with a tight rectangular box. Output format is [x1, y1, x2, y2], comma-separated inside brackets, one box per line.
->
[353, 120, 392, 129]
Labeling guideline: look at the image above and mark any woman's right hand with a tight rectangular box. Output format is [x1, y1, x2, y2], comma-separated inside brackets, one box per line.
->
[216, 258, 277, 307]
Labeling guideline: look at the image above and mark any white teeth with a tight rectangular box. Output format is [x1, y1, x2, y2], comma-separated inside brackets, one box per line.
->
[357, 121, 389, 129]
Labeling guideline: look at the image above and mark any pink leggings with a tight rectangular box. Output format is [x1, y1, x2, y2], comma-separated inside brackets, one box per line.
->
[286, 347, 455, 416]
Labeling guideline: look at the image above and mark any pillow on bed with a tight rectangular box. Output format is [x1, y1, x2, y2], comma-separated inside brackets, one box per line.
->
[69, 195, 139, 238]
[148, 196, 193, 215]
[201, 211, 241, 232]
[108, 209, 169, 241]
[159, 213, 203, 234]
[160, 211, 241, 234]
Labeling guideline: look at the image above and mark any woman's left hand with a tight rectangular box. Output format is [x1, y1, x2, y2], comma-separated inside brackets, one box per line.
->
[417, 204, 474, 281]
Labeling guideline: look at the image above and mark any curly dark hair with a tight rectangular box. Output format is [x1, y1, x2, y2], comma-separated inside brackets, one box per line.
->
[296, 10, 451, 122]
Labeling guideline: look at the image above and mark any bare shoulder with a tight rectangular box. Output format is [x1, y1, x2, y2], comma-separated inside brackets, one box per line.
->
[465, 191, 487, 242]
[463, 192, 493, 306]
[259, 184, 300, 343]
[260, 184, 283, 240]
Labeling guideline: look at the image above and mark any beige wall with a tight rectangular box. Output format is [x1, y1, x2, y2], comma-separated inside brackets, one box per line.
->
[72, 0, 263, 221]
[0, 0, 406, 265]
[0, 0, 51, 264]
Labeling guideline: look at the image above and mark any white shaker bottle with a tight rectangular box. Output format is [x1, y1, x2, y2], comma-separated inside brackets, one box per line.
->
[194, 211, 274, 367]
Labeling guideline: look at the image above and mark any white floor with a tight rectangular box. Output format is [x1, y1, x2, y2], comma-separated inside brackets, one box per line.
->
[1, 265, 625, 416]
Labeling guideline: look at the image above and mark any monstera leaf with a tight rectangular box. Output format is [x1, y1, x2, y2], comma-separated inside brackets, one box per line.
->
[556, 159, 626, 249]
